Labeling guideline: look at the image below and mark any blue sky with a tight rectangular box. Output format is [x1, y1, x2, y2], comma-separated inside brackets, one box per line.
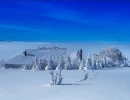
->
[0, 1, 130, 42]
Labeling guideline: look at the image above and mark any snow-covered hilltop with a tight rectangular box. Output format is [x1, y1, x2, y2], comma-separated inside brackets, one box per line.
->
[2, 46, 129, 70]
[4, 46, 67, 69]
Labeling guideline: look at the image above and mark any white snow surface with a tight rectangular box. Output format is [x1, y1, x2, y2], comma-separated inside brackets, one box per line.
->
[0, 68, 130, 100]
[0, 42, 130, 100]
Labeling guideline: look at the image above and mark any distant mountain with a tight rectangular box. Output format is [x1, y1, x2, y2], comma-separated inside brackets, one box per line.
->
[0, 40, 12, 42]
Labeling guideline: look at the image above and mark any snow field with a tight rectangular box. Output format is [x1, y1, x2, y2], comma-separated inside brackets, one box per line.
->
[0, 68, 130, 100]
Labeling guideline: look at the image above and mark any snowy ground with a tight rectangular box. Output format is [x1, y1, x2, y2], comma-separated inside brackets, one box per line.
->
[0, 68, 130, 100]
[0, 42, 130, 100]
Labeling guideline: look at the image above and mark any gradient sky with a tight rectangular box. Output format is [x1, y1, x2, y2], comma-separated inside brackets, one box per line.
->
[0, 1, 130, 42]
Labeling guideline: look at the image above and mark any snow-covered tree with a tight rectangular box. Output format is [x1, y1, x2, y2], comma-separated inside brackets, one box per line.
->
[100, 59, 105, 68]
[85, 53, 92, 69]
[84, 70, 88, 80]
[49, 70, 63, 85]
[92, 55, 97, 70]
[122, 58, 130, 67]
[70, 51, 80, 69]
[57, 70, 63, 85]
[39, 59, 47, 70]
[71, 59, 80, 69]
[45, 56, 54, 70]
[23, 64, 28, 70]
[22, 57, 32, 70]
[93, 60, 97, 69]
[56, 56, 65, 70]
[103, 57, 107, 68]
[64, 56, 72, 70]
[100, 47, 126, 67]
[0, 59, 5, 69]
[79, 60, 84, 70]
[96, 60, 100, 69]
[50, 71, 55, 85]
[123, 58, 127, 66]
[31, 57, 42, 71]
[77, 50, 80, 58]
[84, 61, 88, 71]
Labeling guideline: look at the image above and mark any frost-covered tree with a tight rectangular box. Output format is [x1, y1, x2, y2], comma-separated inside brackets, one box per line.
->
[123, 58, 127, 66]
[85, 53, 92, 69]
[49, 70, 63, 85]
[92, 60, 97, 69]
[103, 57, 107, 68]
[50, 71, 55, 85]
[79, 60, 84, 70]
[57, 70, 63, 85]
[77, 50, 80, 58]
[39, 59, 47, 70]
[23, 64, 29, 70]
[122, 58, 130, 67]
[100, 47, 126, 67]
[71, 59, 80, 69]
[70, 51, 80, 69]
[31, 57, 42, 71]
[0, 59, 5, 69]
[92, 55, 97, 70]
[22, 58, 32, 70]
[83, 70, 88, 80]
[100, 60, 106, 68]
[84, 61, 88, 71]
[96, 60, 100, 69]
[45, 56, 54, 70]
[64, 56, 72, 70]
[56, 56, 65, 70]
